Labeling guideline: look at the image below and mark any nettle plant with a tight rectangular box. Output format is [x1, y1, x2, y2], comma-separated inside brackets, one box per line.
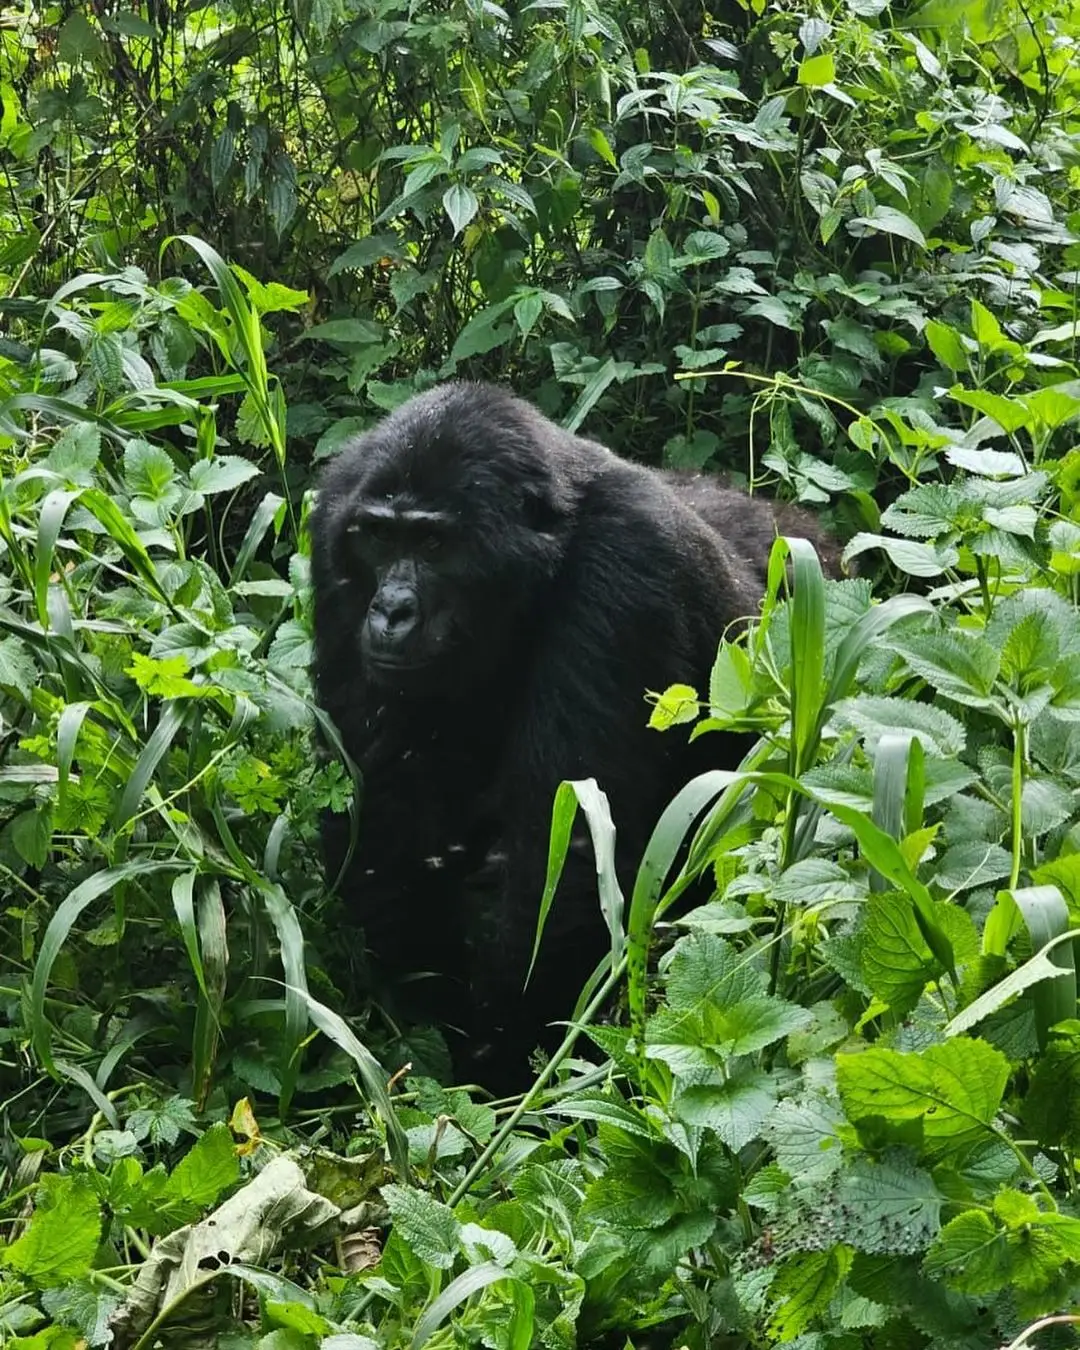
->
[588, 322, 1080, 1339]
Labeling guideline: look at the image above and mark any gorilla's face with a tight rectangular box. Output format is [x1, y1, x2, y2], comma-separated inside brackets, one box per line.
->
[340, 499, 477, 685]
[326, 388, 574, 694]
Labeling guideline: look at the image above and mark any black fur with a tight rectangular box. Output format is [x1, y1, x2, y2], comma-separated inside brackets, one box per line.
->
[310, 381, 836, 1091]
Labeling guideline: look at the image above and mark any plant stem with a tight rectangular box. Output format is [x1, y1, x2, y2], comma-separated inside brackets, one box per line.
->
[1010, 719, 1026, 890]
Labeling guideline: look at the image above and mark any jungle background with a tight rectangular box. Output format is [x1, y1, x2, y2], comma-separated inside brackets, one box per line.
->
[3, 0, 1080, 1346]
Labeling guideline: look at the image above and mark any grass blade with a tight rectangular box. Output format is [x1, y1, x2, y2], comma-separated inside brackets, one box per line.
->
[627, 769, 737, 1049]
[411, 1264, 510, 1350]
[30, 861, 183, 1072]
[193, 879, 228, 1108]
[295, 987, 410, 1178]
[529, 778, 624, 987]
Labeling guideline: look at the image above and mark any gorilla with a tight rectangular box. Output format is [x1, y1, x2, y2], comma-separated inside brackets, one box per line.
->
[310, 381, 836, 1092]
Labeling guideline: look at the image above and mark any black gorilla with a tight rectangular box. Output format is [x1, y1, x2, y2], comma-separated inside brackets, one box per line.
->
[310, 381, 835, 1090]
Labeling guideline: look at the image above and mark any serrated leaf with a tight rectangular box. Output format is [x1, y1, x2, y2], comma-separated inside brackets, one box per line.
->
[767, 1094, 846, 1181]
[382, 1184, 460, 1268]
[890, 632, 1000, 708]
[3, 1173, 101, 1286]
[47, 423, 101, 485]
[11, 806, 52, 869]
[708, 643, 755, 718]
[924, 1209, 1008, 1292]
[0, 635, 36, 697]
[772, 858, 864, 905]
[832, 1156, 943, 1254]
[674, 1065, 778, 1150]
[832, 695, 966, 757]
[189, 456, 262, 494]
[769, 1247, 851, 1341]
[268, 619, 312, 673]
[123, 438, 176, 498]
[860, 893, 939, 1014]
[837, 1038, 1008, 1153]
[163, 1122, 239, 1209]
[648, 682, 699, 730]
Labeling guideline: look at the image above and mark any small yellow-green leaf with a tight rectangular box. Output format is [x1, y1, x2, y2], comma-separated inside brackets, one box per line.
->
[588, 127, 618, 168]
[648, 682, 700, 730]
[798, 52, 836, 86]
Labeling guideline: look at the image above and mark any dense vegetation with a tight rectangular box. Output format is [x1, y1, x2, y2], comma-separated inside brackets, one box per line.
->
[3, 0, 1080, 1345]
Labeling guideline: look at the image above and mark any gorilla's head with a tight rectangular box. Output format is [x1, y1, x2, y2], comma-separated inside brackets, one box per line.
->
[316, 383, 582, 692]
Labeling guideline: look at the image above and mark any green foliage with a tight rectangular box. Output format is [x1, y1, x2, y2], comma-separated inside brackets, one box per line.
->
[4, 0, 1080, 1345]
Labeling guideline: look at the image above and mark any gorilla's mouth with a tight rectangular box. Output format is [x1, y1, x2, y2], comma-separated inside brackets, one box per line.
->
[366, 652, 427, 672]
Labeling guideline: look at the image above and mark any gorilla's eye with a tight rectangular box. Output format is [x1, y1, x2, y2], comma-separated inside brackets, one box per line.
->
[421, 534, 444, 555]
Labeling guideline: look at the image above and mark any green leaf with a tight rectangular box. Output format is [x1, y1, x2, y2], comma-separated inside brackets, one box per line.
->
[443, 183, 479, 235]
[211, 129, 235, 189]
[549, 1093, 657, 1139]
[849, 205, 927, 247]
[302, 318, 383, 345]
[2, 1173, 101, 1286]
[890, 632, 1000, 708]
[945, 446, 1025, 477]
[1022, 1028, 1080, 1148]
[648, 682, 700, 730]
[948, 386, 1029, 433]
[30, 861, 183, 1072]
[0, 634, 35, 697]
[57, 11, 105, 62]
[768, 1247, 851, 1341]
[123, 438, 177, 497]
[970, 299, 1005, 349]
[773, 858, 863, 905]
[912, 157, 953, 232]
[797, 52, 836, 86]
[162, 1122, 239, 1210]
[1024, 384, 1080, 431]
[381, 1184, 460, 1269]
[189, 455, 262, 494]
[447, 300, 515, 365]
[842, 532, 958, 577]
[924, 1209, 1008, 1293]
[860, 893, 939, 1015]
[673, 1064, 779, 1150]
[708, 643, 755, 719]
[837, 1038, 1009, 1153]
[411, 1265, 513, 1350]
[588, 127, 617, 168]
[11, 806, 52, 870]
[533, 778, 624, 986]
[513, 291, 543, 339]
[924, 319, 969, 373]
[46, 423, 101, 484]
[832, 695, 966, 757]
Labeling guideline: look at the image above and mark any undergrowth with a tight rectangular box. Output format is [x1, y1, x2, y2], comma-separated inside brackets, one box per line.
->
[4, 0, 1080, 1346]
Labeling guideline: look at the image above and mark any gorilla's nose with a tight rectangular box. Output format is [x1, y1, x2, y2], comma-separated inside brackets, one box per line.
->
[369, 582, 420, 644]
